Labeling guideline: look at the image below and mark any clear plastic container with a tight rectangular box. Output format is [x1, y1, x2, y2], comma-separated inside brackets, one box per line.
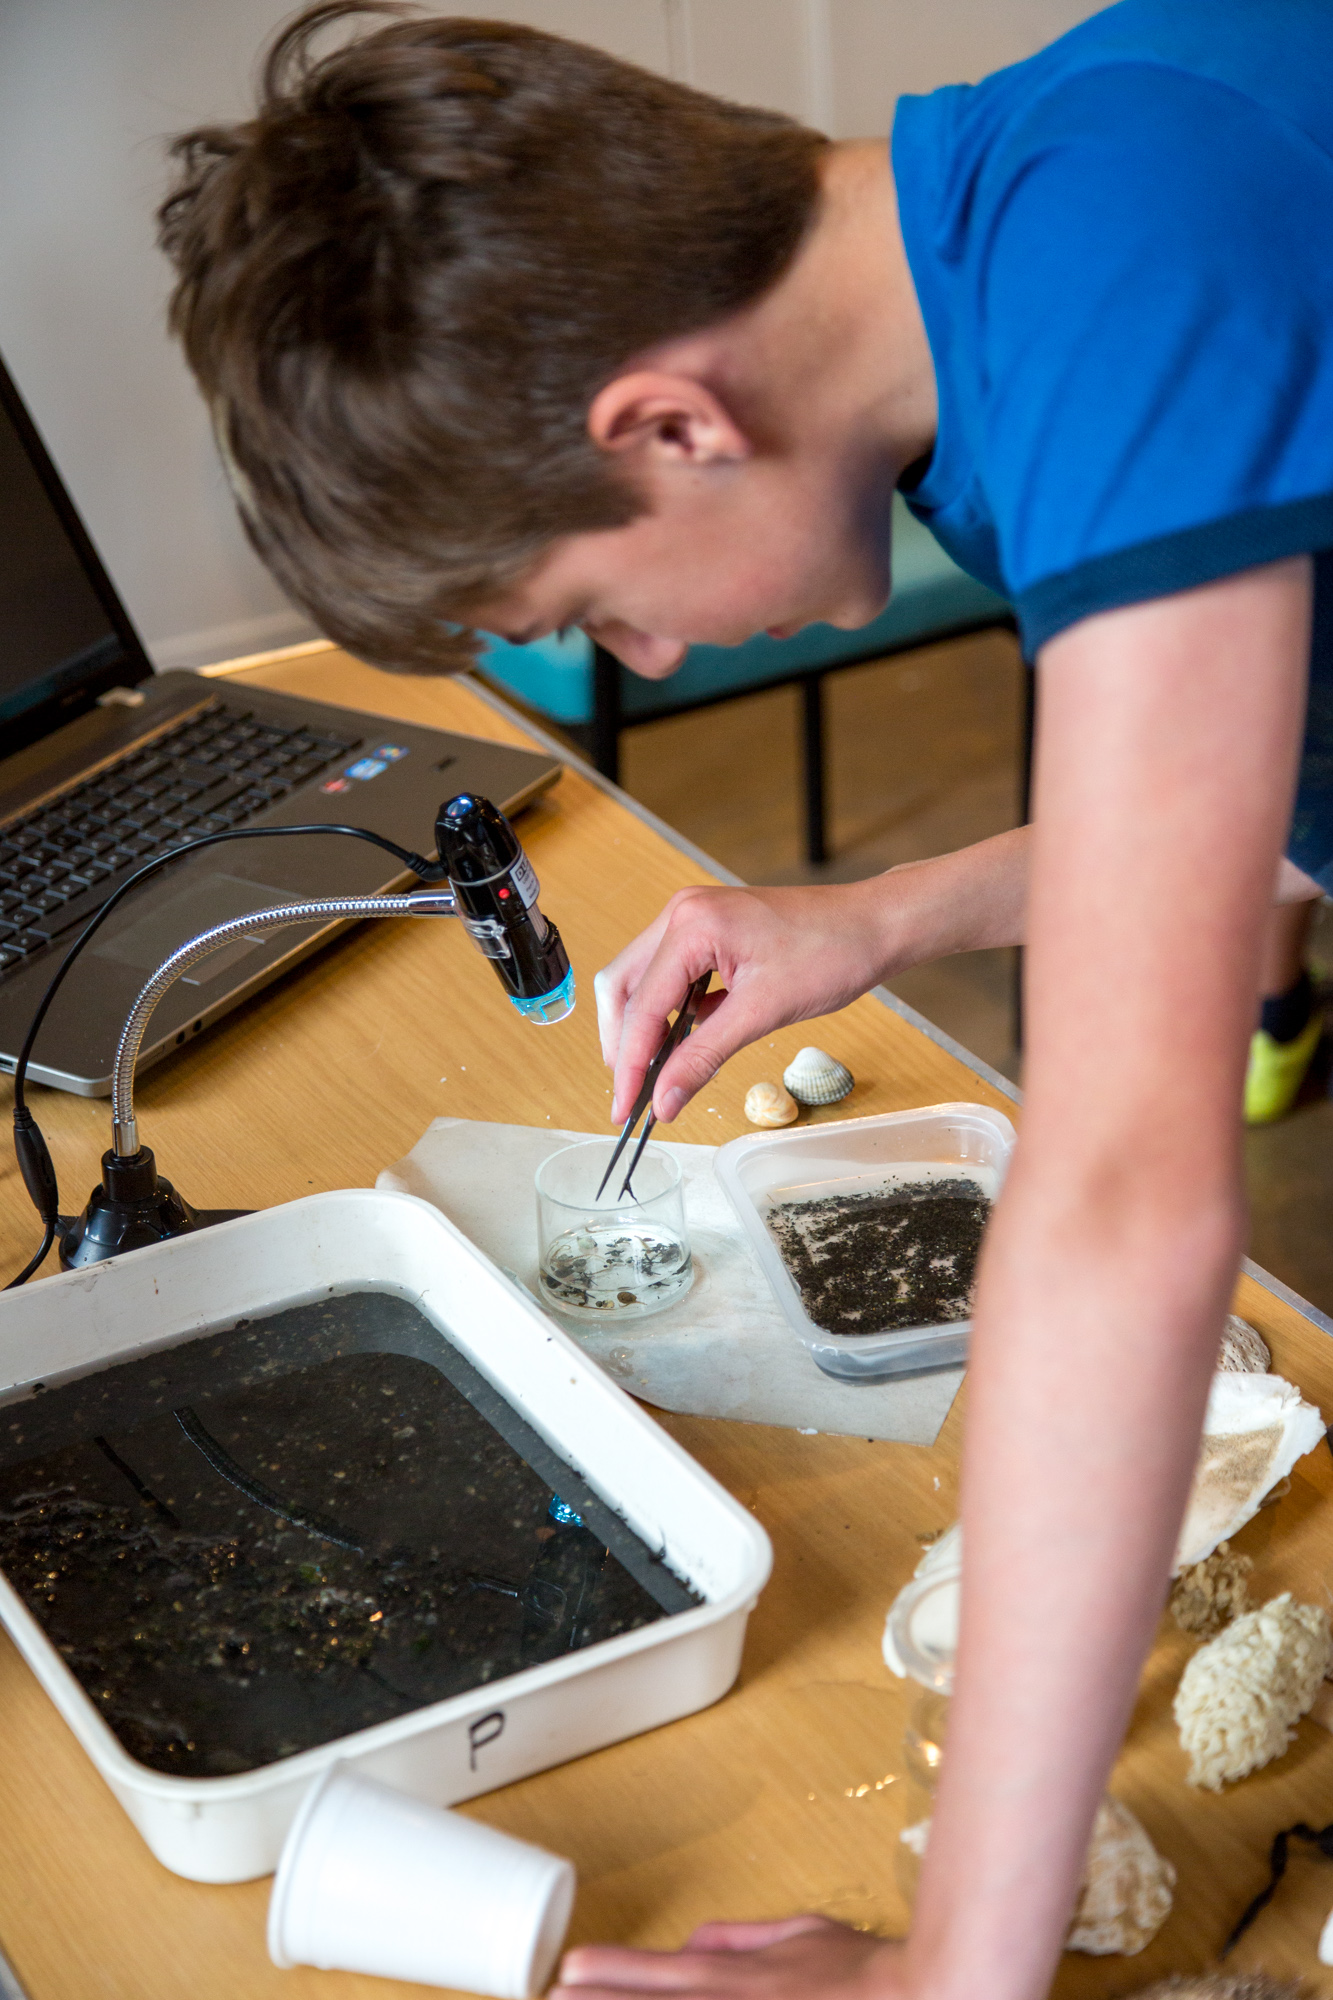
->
[714, 1104, 1016, 1380]
[535, 1138, 692, 1320]
[886, 1563, 961, 1903]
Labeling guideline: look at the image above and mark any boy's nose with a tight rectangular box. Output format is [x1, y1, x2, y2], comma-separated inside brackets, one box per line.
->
[585, 622, 687, 679]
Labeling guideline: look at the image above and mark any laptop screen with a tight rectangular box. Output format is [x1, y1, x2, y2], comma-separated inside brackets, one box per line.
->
[0, 357, 147, 739]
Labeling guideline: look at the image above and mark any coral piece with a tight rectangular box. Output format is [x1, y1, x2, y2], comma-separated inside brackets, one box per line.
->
[1174, 1592, 1332, 1788]
[744, 1080, 799, 1128]
[1170, 1541, 1253, 1639]
[1174, 1371, 1325, 1571]
[1067, 1796, 1176, 1956]
[1218, 1315, 1271, 1373]
[896, 1797, 1174, 1957]
[781, 1046, 854, 1106]
[1128, 1981, 1298, 2000]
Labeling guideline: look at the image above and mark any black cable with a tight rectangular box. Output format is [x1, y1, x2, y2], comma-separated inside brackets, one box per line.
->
[12, 821, 440, 1116]
[6, 820, 442, 1286]
[4, 1217, 53, 1291]
[1221, 1819, 1333, 1955]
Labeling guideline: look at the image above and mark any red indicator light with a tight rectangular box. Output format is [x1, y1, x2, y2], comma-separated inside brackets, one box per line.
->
[498, 886, 511, 899]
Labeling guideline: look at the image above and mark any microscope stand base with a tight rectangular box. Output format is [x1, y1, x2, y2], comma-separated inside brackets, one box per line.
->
[59, 1144, 254, 1270]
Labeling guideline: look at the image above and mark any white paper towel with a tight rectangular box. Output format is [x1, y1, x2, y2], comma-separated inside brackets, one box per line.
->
[377, 1118, 963, 1446]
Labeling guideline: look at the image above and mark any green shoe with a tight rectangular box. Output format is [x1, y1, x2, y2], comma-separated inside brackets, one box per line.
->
[1244, 1009, 1323, 1124]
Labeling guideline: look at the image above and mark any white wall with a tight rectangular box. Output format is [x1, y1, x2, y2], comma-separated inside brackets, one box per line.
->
[0, 0, 1102, 672]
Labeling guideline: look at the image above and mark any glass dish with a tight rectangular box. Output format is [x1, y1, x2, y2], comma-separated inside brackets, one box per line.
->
[535, 1139, 692, 1321]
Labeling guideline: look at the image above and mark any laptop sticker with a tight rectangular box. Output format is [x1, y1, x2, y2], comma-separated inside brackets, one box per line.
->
[345, 757, 388, 781]
[373, 744, 410, 761]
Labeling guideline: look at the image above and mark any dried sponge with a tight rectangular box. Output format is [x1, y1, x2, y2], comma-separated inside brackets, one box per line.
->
[1170, 1541, 1253, 1639]
[1174, 1591, 1331, 1788]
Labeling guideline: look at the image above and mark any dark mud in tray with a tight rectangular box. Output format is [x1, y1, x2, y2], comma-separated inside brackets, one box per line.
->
[0, 1292, 697, 1778]
[766, 1178, 990, 1337]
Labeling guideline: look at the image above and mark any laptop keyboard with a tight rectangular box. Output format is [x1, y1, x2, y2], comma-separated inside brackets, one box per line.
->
[0, 699, 361, 979]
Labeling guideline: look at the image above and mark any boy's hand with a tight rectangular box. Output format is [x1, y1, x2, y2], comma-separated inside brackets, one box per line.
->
[594, 829, 1031, 1124]
[594, 881, 897, 1125]
[554, 1916, 904, 2000]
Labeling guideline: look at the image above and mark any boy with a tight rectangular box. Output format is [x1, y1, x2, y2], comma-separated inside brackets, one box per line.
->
[160, 6, 1333, 1996]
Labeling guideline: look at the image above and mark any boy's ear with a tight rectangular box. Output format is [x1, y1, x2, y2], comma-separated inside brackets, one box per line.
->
[587, 371, 751, 467]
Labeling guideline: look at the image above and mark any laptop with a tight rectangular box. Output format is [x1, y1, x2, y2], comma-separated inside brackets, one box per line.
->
[0, 351, 562, 1096]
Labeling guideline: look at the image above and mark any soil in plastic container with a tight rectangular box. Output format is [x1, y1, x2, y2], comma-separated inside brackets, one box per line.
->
[765, 1176, 991, 1337]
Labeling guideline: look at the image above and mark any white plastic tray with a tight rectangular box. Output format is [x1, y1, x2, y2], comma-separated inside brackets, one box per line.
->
[0, 1189, 771, 1882]
[714, 1104, 1016, 1380]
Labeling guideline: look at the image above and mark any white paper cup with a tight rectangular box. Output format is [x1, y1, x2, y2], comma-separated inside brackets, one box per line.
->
[268, 1763, 576, 1997]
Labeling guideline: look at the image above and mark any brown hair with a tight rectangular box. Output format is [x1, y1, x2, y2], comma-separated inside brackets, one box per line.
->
[158, 4, 826, 670]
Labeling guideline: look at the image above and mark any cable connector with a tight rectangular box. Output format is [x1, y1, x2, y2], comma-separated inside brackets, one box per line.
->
[405, 853, 447, 882]
[13, 1109, 58, 1228]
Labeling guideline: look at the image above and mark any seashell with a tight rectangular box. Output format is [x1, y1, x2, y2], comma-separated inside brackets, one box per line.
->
[1067, 1796, 1175, 1956]
[1218, 1313, 1270, 1373]
[1174, 1371, 1325, 1572]
[782, 1046, 853, 1106]
[896, 1796, 1174, 1957]
[744, 1080, 799, 1127]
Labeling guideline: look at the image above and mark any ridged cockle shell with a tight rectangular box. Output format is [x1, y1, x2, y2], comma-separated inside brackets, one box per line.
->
[782, 1046, 853, 1106]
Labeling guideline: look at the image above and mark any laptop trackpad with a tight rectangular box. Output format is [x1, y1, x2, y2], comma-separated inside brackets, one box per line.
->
[92, 875, 306, 986]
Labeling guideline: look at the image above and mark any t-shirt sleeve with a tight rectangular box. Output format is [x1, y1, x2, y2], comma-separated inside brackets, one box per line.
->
[973, 62, 1333, 654]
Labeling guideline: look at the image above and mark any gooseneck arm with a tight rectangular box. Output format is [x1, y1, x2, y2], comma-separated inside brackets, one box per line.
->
[110, 890, 456, 1157]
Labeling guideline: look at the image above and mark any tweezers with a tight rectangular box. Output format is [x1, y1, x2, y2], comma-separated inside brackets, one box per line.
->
[596, 972, 712, 1203]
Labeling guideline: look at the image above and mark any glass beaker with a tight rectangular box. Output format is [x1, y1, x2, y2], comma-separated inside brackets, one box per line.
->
[535, 1139, 692, 1320]
[886, 1565, 959, 1901]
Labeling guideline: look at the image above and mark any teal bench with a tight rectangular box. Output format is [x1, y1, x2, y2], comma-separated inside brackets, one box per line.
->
[473, 494, 1012, 863]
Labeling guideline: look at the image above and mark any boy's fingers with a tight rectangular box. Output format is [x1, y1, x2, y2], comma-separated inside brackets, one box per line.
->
[610, 947, 718, 1119]
[651, 988, 780, 1120]
[554, 1918, 876, 2000]
[596, 923, 668, 1036]
[596, 891, 713, 1076]
[557, 1947, 718, 1990]
[594, 934, 663, 1069]
[683, 1918, 838, 1953]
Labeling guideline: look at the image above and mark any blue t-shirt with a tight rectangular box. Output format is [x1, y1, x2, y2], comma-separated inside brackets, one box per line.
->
[891, 0, 1333, 884]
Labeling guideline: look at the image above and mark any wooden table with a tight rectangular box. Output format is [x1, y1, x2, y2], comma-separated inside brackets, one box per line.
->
[2, 647, 1332, 1999]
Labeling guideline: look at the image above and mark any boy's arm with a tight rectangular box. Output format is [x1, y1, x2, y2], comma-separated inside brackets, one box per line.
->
[595, 826, 1031, 1124]
[564, 555, 1313, 2000]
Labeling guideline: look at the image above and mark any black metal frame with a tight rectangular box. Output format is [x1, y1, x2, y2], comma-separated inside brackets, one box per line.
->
[573, 613, 1018, 866]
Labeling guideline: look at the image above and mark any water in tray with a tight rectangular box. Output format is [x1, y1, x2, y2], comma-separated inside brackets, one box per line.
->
[0, 1291, 698, 1778]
